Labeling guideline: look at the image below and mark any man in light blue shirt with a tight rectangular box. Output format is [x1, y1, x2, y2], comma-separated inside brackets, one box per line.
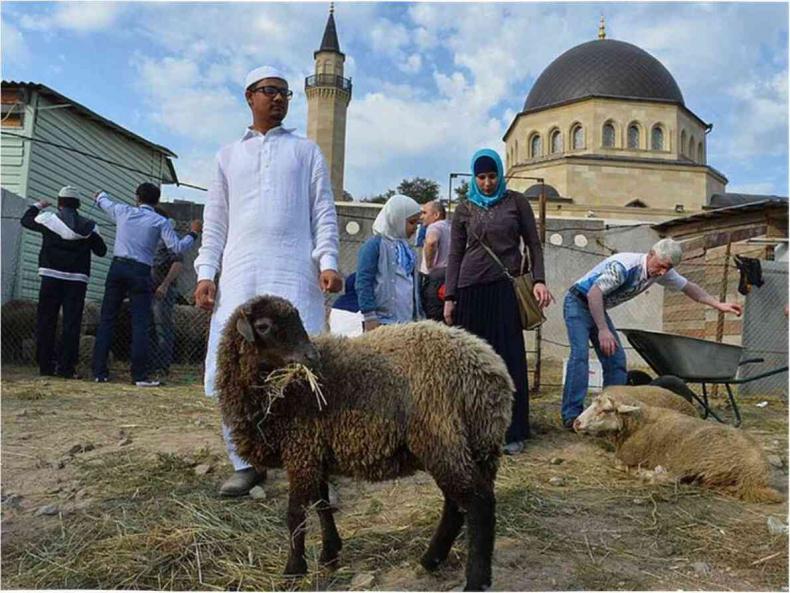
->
[92, 182, 202, 386]
[562, 238, 743, 428]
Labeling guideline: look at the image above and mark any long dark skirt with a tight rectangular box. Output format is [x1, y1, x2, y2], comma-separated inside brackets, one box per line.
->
[455, 277, 529, 443]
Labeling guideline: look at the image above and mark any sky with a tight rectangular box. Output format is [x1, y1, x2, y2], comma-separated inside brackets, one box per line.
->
[2, 1, 788, 203]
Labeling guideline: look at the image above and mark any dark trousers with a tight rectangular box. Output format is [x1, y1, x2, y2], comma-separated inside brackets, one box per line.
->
[92, 259, 153, 382]
[419, 268, 446, 322]
[36, 276, 87, 377]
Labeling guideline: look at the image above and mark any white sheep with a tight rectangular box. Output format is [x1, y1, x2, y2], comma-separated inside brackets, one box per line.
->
[574, 393, 782, 503]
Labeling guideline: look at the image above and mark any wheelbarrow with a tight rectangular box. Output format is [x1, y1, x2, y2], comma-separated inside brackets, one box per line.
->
[620, 328, 788, 427]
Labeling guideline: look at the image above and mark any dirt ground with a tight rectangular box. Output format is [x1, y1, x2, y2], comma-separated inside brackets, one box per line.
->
[1, 365, 788, 591]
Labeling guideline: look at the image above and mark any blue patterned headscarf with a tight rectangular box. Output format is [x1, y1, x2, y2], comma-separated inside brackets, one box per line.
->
[468, 148, 507, 209]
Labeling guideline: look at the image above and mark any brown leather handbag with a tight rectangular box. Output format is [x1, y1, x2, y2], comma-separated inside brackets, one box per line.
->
[475, 233, 546, 330]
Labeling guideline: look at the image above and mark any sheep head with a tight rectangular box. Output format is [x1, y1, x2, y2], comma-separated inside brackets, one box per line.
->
[573, 394, 640, 435]
[232, 295, 320, 371]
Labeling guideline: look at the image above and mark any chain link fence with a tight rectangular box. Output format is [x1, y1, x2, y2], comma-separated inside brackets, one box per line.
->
[3, 200, 787, 398]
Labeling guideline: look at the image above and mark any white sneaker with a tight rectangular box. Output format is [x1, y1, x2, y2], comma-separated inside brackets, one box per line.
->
[135, 380, 161, 388]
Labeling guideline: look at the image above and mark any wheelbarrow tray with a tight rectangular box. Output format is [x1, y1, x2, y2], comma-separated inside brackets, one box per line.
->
[620, 328, 743, 382]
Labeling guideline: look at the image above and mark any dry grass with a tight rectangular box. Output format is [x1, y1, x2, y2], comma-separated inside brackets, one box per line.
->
[1, 366, 787, 591]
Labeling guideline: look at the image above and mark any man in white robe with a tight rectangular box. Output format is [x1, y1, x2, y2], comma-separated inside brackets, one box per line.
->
[194, 66, 342, 496]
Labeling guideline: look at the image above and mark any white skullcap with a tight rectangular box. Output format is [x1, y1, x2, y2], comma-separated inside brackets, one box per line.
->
[244, 66, 288, 90]
[58, 186, 80, 199]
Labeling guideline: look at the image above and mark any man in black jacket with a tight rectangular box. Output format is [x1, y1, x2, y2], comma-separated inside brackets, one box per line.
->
[21, 186, 107, 378]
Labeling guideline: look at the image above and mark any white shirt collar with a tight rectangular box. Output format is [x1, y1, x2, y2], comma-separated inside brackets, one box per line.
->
[640, 253, 649, 281]
[241, 125, 295, 141]
[140, 204, 155, 211]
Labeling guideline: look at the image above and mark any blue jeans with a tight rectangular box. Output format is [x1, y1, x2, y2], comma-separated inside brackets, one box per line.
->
[150, 285, 177, 373]
[561, 291, 627, 423]
[92, 258, 153, 382]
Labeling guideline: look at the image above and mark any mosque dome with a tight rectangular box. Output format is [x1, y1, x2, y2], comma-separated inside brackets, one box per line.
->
[523, 39, 684, 112]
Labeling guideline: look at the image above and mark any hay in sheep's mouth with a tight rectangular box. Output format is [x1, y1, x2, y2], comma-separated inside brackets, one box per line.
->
[256, 363, 327, 419]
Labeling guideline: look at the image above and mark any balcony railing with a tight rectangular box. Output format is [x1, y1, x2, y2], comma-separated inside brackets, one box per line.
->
[305, 74, 352, 93]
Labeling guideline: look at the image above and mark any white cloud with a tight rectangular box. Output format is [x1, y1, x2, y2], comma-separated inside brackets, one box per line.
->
[1, 20, 30, 64]
[725, 70, 788, 158]
[401, 53, 422, 74]
[18, 2, 122, 32]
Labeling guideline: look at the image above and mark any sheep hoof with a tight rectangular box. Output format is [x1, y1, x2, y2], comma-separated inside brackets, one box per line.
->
[420, 554, 442, 572]
[283, 557, 307, 577]
[319, 548, 341, 569]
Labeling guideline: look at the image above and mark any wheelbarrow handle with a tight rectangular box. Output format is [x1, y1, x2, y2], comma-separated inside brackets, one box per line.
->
[738, 357, 764, 366]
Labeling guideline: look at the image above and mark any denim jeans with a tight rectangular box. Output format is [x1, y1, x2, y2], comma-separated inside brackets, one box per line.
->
[92, 258, 153, 382]
[561, 291, 627, 423]
[150, 284, 177, 373]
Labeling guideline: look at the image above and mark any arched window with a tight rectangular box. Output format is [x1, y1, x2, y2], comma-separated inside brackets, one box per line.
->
[688, 135, 695, 161]
[530, 134, 542, 158]
[627, 124, 640, 149]
[602, 122, 615, 147]
[697, 141, 704, 163]
[571, 124, 584, 149]
[550, 129, 562, 154]
[680, 130, 687, 156]
[651, 125, 664, 150]
[514, 140, 519, 163]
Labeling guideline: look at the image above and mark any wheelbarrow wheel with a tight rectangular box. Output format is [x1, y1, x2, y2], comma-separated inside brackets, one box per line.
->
[649, 374, 696, 404]
[627, 370, 653, 386]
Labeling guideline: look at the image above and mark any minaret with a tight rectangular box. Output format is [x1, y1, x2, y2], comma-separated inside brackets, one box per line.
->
[305, 3, 352, 201]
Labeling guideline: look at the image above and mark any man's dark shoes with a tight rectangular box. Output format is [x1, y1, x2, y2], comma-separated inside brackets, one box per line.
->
[219, 468, 267, 497]
[563, 418, 577, 432]
[94, 376, 109, 383]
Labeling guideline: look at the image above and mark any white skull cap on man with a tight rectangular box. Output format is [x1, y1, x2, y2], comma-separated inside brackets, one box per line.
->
[244, 66, 288, 90]
[58, 186, 80, 199]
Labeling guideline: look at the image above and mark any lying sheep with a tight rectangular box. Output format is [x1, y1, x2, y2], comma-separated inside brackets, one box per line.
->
[574, 393, 782, 503]
[217, 295, 514, 591]
[602, 385, 698, 417]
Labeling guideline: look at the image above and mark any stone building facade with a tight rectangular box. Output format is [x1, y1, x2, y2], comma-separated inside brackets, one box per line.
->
[504, 27, 728, 218]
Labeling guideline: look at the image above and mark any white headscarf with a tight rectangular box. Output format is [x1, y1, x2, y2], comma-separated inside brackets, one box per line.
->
[372, 194, 421, 240]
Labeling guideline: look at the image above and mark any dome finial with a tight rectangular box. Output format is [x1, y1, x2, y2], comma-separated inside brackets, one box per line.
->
[330, 2, 334, 15]
[598, 14, 606, 40]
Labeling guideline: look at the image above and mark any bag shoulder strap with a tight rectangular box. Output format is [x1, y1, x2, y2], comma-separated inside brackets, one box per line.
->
[471, 228, 514, 281]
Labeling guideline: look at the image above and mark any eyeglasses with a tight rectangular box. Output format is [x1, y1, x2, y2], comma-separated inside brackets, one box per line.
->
[250, 86, 293, 99]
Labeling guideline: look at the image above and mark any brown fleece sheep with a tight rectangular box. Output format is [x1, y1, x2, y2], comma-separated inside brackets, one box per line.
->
[602, 385, 698, 417]
[216, 295, 514, 591]
[574, 393, 782, 503]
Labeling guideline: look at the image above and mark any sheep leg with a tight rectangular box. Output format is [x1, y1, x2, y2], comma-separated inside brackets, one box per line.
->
[463, 487, 495, 592]
[317, 479, 342, 568]
[283, 476, 312, 577]
[420, 494, 464, 571]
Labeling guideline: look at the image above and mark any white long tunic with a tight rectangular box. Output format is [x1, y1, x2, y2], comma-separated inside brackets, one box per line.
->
[195, 126, 339, 397]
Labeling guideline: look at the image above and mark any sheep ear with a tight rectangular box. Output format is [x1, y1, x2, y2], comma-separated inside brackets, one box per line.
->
[616, 404, 640, 414]
[236, 316, 255, 343]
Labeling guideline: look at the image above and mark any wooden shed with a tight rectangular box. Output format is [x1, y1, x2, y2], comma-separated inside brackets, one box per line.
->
[1, 81, 178, 303]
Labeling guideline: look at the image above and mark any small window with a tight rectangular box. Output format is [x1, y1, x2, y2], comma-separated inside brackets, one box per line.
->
[627, 124, 640, 149]
[602, 123, 615, 148]
[680, 130, 687, 155]
[651, 126, 664, 150]
[530, 134, 542, 158]
[625, 199, 648, 208]
[688, 135, 695, 161]
[572, 124, 584, 149]
[514, 140, 519, 163]
[550, 129, 562, 154]
[697, 141, 703, 162]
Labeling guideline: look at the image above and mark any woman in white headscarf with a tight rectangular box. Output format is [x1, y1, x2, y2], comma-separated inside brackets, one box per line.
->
[356, 194, 423, 332]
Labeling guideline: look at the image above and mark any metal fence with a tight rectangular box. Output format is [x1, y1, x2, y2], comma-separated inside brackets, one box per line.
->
[2, 204, 787, 396]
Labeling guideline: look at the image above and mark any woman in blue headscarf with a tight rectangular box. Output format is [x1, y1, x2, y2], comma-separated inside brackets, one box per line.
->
[356, 194, 423, 332]
[444, 149, 553, 455]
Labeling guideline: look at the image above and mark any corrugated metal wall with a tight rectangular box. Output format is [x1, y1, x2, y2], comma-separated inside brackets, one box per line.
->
[16, 89, 170, 303]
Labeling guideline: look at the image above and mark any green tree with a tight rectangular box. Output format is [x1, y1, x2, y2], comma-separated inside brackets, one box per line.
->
[454, 180, 469, 203]
[397, 177, 440, 204]
[365, 189, 395, 204]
